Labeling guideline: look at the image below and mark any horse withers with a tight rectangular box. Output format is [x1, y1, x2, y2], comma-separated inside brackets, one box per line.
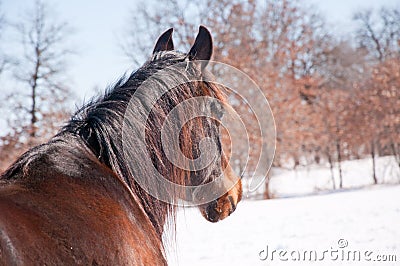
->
[0, 26, 242, 265]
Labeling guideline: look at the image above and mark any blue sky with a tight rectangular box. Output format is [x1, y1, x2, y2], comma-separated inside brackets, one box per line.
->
[1, 0, 399, 103]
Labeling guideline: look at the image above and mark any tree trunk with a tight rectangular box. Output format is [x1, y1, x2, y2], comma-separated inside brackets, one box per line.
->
[334, 115, 343, 189]
[326, 147, 336, 190]
[30, 82, 37, 137]
[371, 140, 378, 184]
[264, 180, 270, 199]
[390, 142, 400, 170]
[30, 56, 40, 138]
[336, 139, 343, 189]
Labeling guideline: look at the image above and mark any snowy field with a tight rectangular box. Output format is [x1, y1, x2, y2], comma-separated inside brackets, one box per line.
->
[167, 157, 400, 266]
[168, 185, 400, 265]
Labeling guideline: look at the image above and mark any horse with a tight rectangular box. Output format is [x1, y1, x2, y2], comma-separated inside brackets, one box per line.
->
[0, 26, 242, 265]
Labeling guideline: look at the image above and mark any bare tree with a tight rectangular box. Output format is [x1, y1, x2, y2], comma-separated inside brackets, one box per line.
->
[12, 0, 74, 140]
[1, 0, 75, 172]
[354, 7, 400, 62]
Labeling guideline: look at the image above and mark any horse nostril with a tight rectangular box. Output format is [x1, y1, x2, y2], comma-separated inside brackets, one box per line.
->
[205, 200, 219, 223]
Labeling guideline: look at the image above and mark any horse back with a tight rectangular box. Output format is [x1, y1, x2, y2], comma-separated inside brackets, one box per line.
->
[0, 141, 166, 265]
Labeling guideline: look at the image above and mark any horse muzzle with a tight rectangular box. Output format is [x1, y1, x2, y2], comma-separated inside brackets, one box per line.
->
[199, 178, 242, 223]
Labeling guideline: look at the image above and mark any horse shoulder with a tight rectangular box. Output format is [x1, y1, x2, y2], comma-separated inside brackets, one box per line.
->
[0, 146, 167, 265]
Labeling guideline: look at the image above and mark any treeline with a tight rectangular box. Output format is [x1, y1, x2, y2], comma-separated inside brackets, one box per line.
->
[123, 0, 400, 187]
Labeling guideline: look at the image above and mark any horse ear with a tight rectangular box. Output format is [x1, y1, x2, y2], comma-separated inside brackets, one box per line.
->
[153, 28, 174, 54]
[188, 26, 213, 63]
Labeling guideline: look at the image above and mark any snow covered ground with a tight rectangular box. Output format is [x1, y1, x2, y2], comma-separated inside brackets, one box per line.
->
[168, 185, 400, 265]
[166, 157, 400, 266]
